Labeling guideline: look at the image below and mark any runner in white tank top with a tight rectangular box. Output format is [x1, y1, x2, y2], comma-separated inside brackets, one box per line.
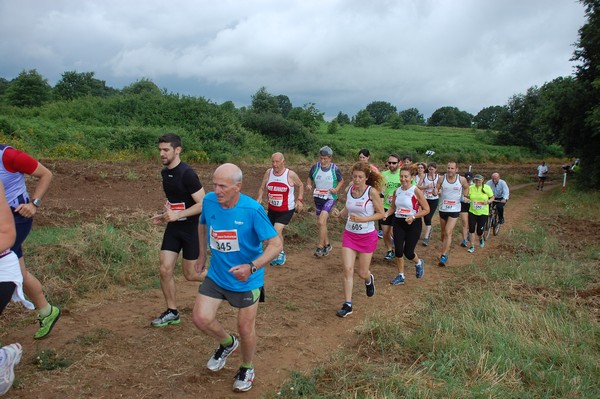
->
[435, 161, 470, 267]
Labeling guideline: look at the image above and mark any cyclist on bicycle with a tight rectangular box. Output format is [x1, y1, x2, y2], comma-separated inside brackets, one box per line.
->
[485, 172, 509, 224]
[465, 174, 494, 253]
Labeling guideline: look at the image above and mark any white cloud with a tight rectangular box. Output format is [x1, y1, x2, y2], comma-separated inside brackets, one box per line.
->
[0, 0, 586, 117]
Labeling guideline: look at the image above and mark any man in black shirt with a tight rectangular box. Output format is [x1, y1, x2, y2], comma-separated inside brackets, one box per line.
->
[151, 133, 206, 327]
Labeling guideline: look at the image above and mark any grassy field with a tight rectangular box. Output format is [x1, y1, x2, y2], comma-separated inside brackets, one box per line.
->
[315, 124, 535, 165]
[269, 188, 600, 398]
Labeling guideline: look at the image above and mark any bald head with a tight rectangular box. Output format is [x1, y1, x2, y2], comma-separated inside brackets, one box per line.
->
[271, 152, 286, 173]
[214, 163, 243, 184]
[491, 172, 500, 184]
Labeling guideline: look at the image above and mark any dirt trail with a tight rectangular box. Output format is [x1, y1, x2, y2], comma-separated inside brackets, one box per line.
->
[1, 160, 558, 398]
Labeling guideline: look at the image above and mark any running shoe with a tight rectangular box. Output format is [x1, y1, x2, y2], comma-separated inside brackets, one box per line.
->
[422, 237, 430, 246]
[480, 238, 485, 248]
[233, 366, 255, 392]
[415, 259, 424, 279]
[390, 273, 405, 285]
[365, 274, 375, 297]
[207, 335, 239, 371]
[34, 305, 61, 339]
[314, 247, 324, 257]
[151, 309, 181, 327]
[439, 254, 448, 267]
[384, 250, 395, 260]
[336, 303, 353, 318]
[322, 243, 332, 256]
[460, 239, 468, 247]
[467, 245, 475, 253]
[0, 343, 22, 395]
[377, 230, 383, 239]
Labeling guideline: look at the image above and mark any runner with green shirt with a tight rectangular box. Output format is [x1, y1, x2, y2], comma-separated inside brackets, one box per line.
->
[381, 154, 402, 260]
[465, 174, 495, 253]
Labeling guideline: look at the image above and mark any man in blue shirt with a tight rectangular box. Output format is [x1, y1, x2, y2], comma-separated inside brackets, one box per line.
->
[486, 172, 509, 224]
[192, 163, 282, 393]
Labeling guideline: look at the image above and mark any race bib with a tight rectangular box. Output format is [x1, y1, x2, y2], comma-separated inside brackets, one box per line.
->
[386, 194, 394, 205]
[268, 193, 283, 207]
[167, 201, 187, 221]
[314, 188, 329, 199]
[425, 189, 435, 199]
[395, 207, 412, 218]
[346, 220, 368, 232]
[209, 228, 241, 253]
[473, 201, 486, 211]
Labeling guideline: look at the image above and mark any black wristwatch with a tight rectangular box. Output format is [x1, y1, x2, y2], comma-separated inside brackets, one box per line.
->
[249, 261, 258, 274]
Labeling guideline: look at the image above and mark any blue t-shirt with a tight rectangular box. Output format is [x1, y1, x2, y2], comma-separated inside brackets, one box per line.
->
[200, 192, 277, 292]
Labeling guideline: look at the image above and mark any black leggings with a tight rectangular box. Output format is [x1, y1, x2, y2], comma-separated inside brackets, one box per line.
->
[0, 282, 16, 315]
[468, 213, 487, 236]
[424, 199, 439, 226]
[393, 217, 422, 260]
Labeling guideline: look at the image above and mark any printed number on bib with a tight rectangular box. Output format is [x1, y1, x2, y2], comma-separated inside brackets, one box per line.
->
[268, 193, 283, 207]
[346, 220, 368, 232]
[209, 228, 240, 253]
[473, 201, 486, 210]
[314, 188, 329, 199]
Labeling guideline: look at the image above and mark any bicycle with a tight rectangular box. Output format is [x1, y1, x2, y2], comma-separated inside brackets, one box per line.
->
[484, 200, 502, 240]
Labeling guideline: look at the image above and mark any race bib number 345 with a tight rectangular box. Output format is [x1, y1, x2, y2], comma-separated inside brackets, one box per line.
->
[210, 228, 241, 252]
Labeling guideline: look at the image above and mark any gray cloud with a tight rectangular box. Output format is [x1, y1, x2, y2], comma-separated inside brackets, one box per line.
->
[0, 0, 585, 118]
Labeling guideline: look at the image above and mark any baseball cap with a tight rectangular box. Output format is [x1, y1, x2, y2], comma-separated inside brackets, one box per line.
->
[473, 174, 484, 181]
[464, 172, 473, 180]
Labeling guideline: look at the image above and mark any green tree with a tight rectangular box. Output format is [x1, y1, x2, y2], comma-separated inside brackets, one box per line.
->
[354, 109, 374, 128]
[5, 69, 52, 107]
[399, 107, 425, 125]
[287, 103, 324, 133]
[276, 94, 292, 117]
[327, 119, 339, 134]
[473, 105, 509, 130]
[250, 87, 279, 114]
[336, 111, 351, 125]
[564, 0, 600, 187]
[122, 78, 162, 96]
[365, 101, 397, 124]
[55, 71, 114, 100]
[496, 87, 546, 151]
[428, 106, 473, 128]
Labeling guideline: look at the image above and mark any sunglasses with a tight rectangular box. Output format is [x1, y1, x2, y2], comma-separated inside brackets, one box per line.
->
[387, 161, 398, 165]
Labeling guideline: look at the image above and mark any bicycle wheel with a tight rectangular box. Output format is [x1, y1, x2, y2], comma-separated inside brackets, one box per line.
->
[484, 214, 492, 240]
[493, 214, 501, 236]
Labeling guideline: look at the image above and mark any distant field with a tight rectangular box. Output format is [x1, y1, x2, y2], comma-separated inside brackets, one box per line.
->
[313, 123, 534, 164]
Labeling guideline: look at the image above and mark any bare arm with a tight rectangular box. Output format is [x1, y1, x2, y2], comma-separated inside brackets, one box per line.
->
[162, 187, 206, 222]
[195, 223, 208, 273]
[14, 162, 53, 218]
[229, 235, 283, 282]
[289, 170, 304, 212]
[255, 169, 270, 204]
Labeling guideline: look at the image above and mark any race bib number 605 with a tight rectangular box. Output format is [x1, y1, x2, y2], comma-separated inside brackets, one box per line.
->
[209, 227, 241, 252]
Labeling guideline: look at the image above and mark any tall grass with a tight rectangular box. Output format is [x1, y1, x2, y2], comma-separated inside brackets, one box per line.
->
[26, 218, 162, 305]
[271, 189, 600, 398]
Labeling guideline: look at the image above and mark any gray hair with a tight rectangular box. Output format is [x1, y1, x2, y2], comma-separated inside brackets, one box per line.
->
[319, 146, 333, 157]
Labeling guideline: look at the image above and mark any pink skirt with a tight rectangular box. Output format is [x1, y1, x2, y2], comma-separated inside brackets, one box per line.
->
[342, 229, 378, 253]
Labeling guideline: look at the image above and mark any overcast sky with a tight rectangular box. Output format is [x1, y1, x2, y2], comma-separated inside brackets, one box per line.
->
[0, 0, 586, 119]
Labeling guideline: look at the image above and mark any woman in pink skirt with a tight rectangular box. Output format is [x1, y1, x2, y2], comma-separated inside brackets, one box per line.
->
[332, 162, 384, 317]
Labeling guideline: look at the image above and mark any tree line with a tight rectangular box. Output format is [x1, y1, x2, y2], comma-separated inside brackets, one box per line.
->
[0, 0, 597, 186]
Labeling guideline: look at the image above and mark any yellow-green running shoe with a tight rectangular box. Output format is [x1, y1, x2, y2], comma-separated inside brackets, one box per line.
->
[34, 305, 61, 339]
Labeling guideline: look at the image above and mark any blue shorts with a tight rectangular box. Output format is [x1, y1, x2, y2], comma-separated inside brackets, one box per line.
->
[11, 214, 33, 258]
